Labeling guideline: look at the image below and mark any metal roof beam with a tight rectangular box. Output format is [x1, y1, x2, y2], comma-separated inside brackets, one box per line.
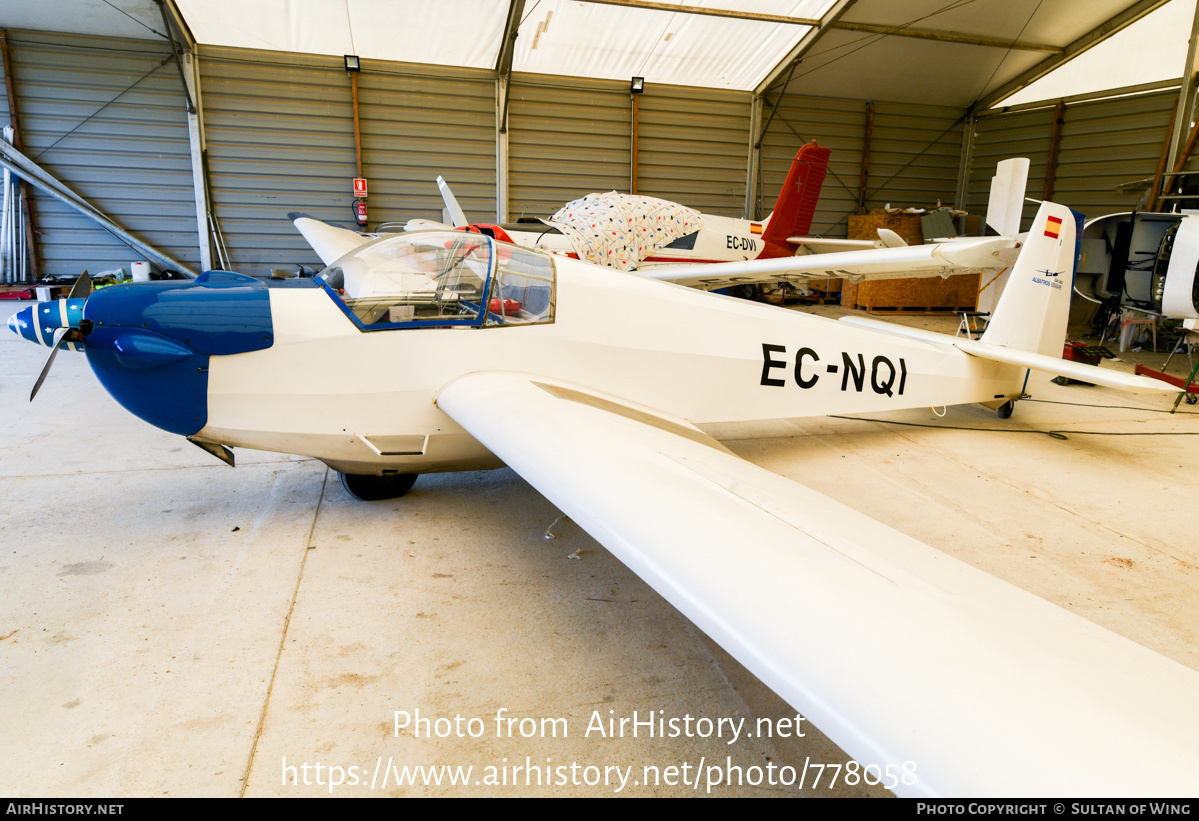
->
[830, 22, 1061, 52]
[496, 0, 525, 136]
[971, 0, 1173, 113]
[496, 0, 525, 76]
[159, 0, 197, 51]
[584, 0, 820, 26]
[588, 2, 1060, 53]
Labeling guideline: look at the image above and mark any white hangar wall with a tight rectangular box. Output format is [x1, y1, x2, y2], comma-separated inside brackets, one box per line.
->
[756, 94, 966, 239]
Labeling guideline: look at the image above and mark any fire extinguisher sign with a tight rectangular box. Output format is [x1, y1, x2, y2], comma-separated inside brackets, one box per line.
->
[353, 178, 368, 197]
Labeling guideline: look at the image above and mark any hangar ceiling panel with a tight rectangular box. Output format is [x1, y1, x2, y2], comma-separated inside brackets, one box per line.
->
[779, 31, 1048, 107]
[170, 0, 834, 90]
[1, 1, 1188, 105]
[512, 0, 830, 90]
[175, 0, 508, 71]
[767, 0, 1172, 106]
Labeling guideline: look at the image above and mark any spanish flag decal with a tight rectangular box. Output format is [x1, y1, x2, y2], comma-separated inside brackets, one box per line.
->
[750, 223, 763, 235]
[1044, 215, 1062, 239]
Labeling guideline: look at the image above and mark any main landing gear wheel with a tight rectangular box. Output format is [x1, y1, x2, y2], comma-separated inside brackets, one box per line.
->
[338, 471, 418, 501]
[997, 400, 1016, 419]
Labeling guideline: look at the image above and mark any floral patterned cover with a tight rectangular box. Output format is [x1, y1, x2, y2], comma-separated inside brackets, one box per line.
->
[546, 192, 703, 271]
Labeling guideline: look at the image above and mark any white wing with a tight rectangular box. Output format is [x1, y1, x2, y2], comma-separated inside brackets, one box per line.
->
[290, 213, 372, 265]
[642, 237, 1020, 291]
[436, 371, 1199, 797]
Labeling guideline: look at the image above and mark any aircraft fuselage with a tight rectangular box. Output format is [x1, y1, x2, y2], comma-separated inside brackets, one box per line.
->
[186, 253, 1022, 475]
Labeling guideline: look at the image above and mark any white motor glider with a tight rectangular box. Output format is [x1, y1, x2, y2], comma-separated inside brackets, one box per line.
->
[10, 199, 1198, 797]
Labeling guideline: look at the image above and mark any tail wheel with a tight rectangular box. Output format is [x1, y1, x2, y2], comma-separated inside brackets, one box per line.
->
[997, 400, 1016, 419]
[338, 471, 418, 501]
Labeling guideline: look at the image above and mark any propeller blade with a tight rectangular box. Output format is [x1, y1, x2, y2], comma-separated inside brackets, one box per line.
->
[30, 328, 79, 402]
[437, 176, 468, 228]
[66, 270, 92, 300]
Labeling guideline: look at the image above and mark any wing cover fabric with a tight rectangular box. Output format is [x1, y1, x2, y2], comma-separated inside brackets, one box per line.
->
[546, 193, 703, 271]
[642, 237, 1019, 291]
[437, 372, 1199, 797]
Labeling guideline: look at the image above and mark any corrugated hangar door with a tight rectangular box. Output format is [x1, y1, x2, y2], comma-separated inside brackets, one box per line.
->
[506, 74, 633, 220]
[965, 105, 1056, 231]
[758, 95, 964, 239]
[758, 94, 865, 235]
[967, 89, 1177, 230]
[634, 85, 750, 216]
[506, 76, 750, 221]
[1045, 90, 1176, 218]
[199, 47, 495, 276]
[0, 30, 198, 277]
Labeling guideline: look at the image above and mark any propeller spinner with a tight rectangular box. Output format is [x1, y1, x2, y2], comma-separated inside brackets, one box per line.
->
[7, 272, 92, 400]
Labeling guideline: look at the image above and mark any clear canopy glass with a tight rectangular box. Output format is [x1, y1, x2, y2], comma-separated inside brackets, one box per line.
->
[320, 231, 555, 329]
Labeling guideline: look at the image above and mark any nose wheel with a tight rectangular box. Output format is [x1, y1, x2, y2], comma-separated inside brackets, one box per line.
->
[997, 400, 1015, 419]
[338, 471, 418, 501]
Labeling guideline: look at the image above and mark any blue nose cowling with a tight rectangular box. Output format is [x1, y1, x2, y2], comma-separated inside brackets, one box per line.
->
[8, 299, 86, 350]
[81, 271, 274, 436]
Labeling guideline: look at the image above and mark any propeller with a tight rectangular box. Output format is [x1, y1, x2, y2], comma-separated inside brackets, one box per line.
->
[67, 270, 93, 300]
[29, 271, 91, 402]
[29, 327, 79, 401]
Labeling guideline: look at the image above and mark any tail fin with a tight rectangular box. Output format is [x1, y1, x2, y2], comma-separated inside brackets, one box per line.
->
[437, 175, 468, 228]
[980, 201, 1079, 357]
[985, 158, 1030, 237]
[759, 142, 831, 258]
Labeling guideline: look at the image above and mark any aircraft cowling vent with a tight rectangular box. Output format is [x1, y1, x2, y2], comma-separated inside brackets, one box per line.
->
[1159, 218, 1199, 319]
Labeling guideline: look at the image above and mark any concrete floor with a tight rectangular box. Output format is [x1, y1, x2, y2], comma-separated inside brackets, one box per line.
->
[1, 299, 1197, 797]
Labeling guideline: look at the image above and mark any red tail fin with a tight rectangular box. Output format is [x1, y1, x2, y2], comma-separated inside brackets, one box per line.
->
[759, 142, 831, 259]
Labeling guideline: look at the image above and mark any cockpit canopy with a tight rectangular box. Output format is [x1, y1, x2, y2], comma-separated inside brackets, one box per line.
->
[320, 231, 555, 329]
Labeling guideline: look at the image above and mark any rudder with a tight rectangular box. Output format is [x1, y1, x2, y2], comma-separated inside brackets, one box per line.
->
[759, 142, 831, 258]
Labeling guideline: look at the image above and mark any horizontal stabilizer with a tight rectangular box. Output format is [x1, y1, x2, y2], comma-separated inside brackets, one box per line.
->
[955, 337, 1174, 394]
[787, 231, 907, 253]
[787, 237, 878, 252]
[405, 218, 455, 232]
[838, 315, 1173, 395]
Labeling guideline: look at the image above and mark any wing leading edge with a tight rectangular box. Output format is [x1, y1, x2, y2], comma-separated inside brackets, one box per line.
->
[436, 372, 1199, 798]
[641, 237, 1020, 291]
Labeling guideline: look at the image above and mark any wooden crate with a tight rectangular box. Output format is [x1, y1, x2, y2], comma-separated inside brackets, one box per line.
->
[847, 213, 924, 245]
[842, 211, 978, 313]
[850, 273, 980, 313]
